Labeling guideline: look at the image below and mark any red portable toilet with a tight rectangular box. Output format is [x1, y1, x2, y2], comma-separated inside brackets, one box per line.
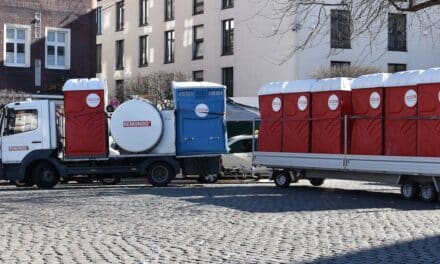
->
[311, 78, 352, 154]
[417, 68, 440, 157]
[351, 73, 390, 155]
[258, 82, 284, 152]
[282, 79, 316, 153]
[383, 70, 424, 156]
[62, 79, 108, 158]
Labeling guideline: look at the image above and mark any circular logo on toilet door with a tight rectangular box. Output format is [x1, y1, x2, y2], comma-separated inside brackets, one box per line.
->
[195, 103, 209, 118]
[86, 93, 101, 108]
[272, 97, 282, 112]
[328, 94, 339, 111]
[438, 91, 440, 103]
[404, 89, 417, 108]
[369, 92, 381, 109]
[297, 96, 308, 111]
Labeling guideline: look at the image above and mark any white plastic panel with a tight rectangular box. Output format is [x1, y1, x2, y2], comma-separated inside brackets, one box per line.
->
[150, 110, 176, 154]
[351, 73, 391, 89]
[62, 78, 105, 91]
[311, 77, 353, 92]
[383, 70, 425, 87]
[258, 82, 285, 96]
[282, 79, 316, 94]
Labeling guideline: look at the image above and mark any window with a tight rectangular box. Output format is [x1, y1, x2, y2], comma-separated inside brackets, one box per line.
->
[222, 0, 234, 9]
[222, 67, 234, 97]
[165, 30, 175, 63]
[139, 35, 148, 67]
[96, 44, 102, 73]
[45, 28, 70, 70]
[116, 1, 125, 31]
[4, 24, 30, 67]
[97, 7, 102, 35]
[165, 0, 175, 21]
[388, 13, 407, 51]
[388, 63, 407, 73]
[331, 61, 350, 69]
[116, 40, 124, 70]
[4, 109, 38, 136]
[193, 70, 204, 81]
[193, 25, 204, 60]
[193, 0, 204, 15]
[222, 19, 234, 55]
[139, 0, 148, 26]
[331, 10, 351, 49]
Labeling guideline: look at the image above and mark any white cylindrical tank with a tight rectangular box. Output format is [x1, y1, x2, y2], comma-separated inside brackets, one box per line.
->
[110, 99, 164, 153]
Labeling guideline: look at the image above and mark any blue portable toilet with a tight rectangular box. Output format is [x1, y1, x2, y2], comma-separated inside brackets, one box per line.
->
[173, 82, 228, 155]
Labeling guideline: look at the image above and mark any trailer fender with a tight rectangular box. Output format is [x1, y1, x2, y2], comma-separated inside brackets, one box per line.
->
[16, 150, 66, 180]
[432, 177, 440, 192]
[139, 157, 180, 177]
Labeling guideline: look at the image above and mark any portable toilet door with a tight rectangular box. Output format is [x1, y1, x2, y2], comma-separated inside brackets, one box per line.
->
[383, 70, 424, 156]
[173, 82, 227, 156]
[350, 73, 390, 155]
[417, 68, 440, 157]
[282, 80, 316, 153]
[258, 82, 284, 152]
[311, 78, 352, 154]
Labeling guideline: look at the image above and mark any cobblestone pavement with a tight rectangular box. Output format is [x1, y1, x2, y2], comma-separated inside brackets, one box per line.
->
[0, 179, 439, 264]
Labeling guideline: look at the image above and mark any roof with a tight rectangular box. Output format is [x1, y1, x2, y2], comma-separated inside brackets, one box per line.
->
[258, 82, 285, 96]
[172, 81, 226, 89]
[417, 67, 440, 85]
[62, 78, 105, 92]
[283, 79, 317, 94]
[311, 77, 353, 92]
[351, 73, 391, 89]
[226, 99, 260, 122]
[383, 70, 425, 87]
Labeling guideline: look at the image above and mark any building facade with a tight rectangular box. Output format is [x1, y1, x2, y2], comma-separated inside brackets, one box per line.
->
[0, 0, 97, 93]
[96, 0, 440, 97]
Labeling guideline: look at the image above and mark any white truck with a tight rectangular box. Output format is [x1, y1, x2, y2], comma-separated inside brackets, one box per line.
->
[0, 79, 225, 188]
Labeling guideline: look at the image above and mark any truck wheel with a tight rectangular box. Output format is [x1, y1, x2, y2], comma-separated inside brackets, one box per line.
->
[310, 178, 325, 187]
[401, 182, 418, 200]
[198, 174, 220, 184]
[147, 162, 174, 187]
[274, 171, 291, 188]
[419, 183, 437, 202]
[34, 163, 59, 189]
[100, 175, 121, 185]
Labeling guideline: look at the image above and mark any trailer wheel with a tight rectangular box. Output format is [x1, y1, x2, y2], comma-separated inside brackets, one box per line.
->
[147, 162, 174, 187]
[197, 174, 220, 184]
[419, 183, 438, 202]
[310, 178, 325, 187]
[12, 179, 34, 187]
[33, 163, 60, 189]
[274, 171, 291, 188]
[401, 182, 418, 200]
[100, 175, 121, 185]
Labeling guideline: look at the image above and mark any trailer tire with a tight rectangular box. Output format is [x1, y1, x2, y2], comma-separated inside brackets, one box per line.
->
[100, 175, 121, 185]
[12, 179, 34, 187]
[274, 171, 291, 188]
[33, 163, 59, 189]
[197, 174, 220, 184]
[419, 183, 437, 202]
[310, 178, 325, 187]
[401, 182, 418, 200]
[147, 162, 174, 187]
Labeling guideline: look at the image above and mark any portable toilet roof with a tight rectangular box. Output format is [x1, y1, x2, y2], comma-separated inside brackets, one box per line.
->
[63, 78, 105, 91]
[173, 81, 226, 89]
[383, 70, 425, 87]
[282, 79, 317, 93]
[351, 73, 391, 89]
[258, 82, 285, 96]
[311, 77, 352, 92]
[416, 67, 440, 85]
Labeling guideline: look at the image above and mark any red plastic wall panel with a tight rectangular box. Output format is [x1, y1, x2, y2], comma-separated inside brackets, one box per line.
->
[417, 83, 440, 157]
[311, 91, 352, 154]
[384, 86, 417, 156]
[351, 88, 383, 155]
[282, 93, 311, 152]
[64, 90, 107, 158]
[258, 94, 283, 152]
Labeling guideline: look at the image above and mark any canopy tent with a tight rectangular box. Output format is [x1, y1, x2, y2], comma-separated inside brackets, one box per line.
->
[226, 97, 260, 137]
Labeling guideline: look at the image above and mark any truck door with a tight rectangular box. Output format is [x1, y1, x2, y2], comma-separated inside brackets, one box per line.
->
[1, 104, 44, 164]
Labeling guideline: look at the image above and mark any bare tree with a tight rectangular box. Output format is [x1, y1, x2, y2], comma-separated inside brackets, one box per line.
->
[125, 71, 190, 109]
[311, 65, 381, 79]
[0, 90, 31, 105]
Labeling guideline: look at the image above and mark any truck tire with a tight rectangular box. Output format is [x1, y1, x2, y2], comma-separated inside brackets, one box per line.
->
[100, 175, 121, 185]
[33, 163, 60, 189]
[274, 171, 291, 188]
[310, 178, 325, 187]
[197, 174, 220, 184]
[419, 183, 437, 202]
[401, 182, 418, 200]
[147, 162, 174, 187]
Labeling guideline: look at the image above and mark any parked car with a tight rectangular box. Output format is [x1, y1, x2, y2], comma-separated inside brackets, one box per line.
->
[222, 135, 270, 178]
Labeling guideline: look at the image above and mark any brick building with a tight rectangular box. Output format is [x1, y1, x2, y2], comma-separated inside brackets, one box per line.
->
[0, 0, 96, 93]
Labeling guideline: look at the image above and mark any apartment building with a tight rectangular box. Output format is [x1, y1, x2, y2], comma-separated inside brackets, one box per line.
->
[96, 0, 440, 97]
[0, 0, 96, 93]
